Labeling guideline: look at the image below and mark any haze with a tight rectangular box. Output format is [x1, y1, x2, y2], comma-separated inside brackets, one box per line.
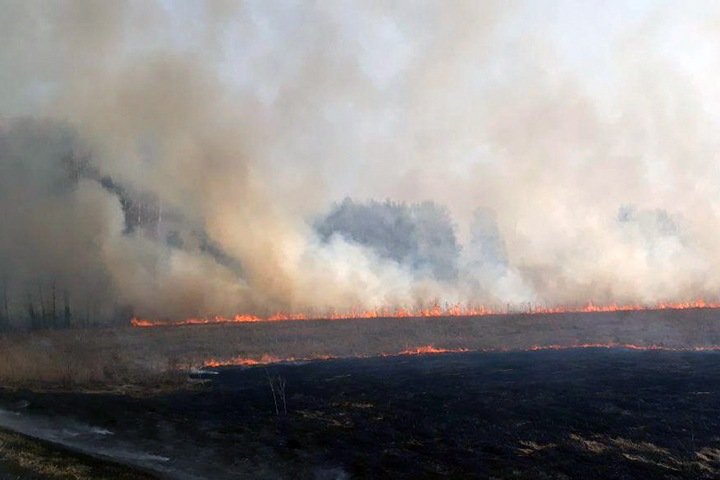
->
[1, 0, 718, 324]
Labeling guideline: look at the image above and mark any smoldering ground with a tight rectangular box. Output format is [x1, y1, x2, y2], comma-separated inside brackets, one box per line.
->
[2, 1, 720, 324]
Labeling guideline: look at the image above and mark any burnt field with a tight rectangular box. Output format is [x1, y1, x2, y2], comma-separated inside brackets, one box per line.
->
[2, 348, 720, 479]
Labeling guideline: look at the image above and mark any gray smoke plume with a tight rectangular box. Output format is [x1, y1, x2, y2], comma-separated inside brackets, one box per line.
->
[316, 199, 459, 281]
[1, 1, 720, 324]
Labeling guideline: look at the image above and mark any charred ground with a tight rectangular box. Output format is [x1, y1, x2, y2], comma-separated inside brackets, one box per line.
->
[2, 348, 720, 479]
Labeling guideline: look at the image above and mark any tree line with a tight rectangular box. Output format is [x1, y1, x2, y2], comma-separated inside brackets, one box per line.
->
[0, 280, 132, 332]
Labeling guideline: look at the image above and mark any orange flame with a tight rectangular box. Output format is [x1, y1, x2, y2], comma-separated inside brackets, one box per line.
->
[203, 353, 284, 368]
[131, 299, 720, 328]
[202, 353, 337, 368]
[131, 314, 262, 327]
[521, 343, 720, 352]
[194, 342, 720, 369]
[198, 345, 470, 368]
[395, 345, 470, 355]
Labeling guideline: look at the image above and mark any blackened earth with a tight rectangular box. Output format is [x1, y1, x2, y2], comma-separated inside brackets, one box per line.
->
[2, 349, 720, 479]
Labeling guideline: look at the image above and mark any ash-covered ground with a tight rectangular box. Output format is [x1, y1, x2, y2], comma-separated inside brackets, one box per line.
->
[2, 348, 720, 479]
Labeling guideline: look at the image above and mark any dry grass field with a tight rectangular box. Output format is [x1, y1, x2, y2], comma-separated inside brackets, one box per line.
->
[1, 308, 720, 391]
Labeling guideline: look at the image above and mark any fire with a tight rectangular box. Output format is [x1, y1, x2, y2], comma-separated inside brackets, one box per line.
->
[195, 343, 720, 369]
[198, 346, 470, 368]
[131, 314, 262, 327]
[267, 313, 308, 321]
[202, 353, 336, 368]
[131, 299, 720, 328]
[522, 343, 720, 352]
[203, 354, 284, 368]
[395, 345, 470, 355]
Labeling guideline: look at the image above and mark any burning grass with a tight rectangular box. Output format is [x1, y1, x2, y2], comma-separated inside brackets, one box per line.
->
[130, 299, 720, 328]
[3, 307, 720, 391]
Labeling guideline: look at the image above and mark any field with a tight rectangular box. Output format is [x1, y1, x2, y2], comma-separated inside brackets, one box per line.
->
[1, 349, 720, 479]
[2, 310, 720, 478]
[1, 308, 720, 390]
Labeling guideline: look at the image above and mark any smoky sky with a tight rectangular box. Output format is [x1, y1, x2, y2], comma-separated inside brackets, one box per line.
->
[316, 199, 460, 281]
[2, 1, 720, 322]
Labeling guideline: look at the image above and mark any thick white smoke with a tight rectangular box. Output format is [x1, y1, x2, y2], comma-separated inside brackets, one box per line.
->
[1, 1, 720, 323]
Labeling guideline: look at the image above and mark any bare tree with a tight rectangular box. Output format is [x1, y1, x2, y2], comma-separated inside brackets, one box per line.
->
[3, 286, 8, 327]
[63, 290, 72, 328]
[0, 278, 8, 330]
[277, 376, 287, 415]
[266, 370, 288, 416]
[51, 281, 57, 328]
[266, 369, 279, 415]
[38, 285, 46, 327]
[27, 293, 38, 329]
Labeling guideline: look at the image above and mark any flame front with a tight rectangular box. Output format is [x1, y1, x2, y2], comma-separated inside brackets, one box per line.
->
[395, 345, 470, 355]
[199, 345, 471, 368]
[131, 299, 720, 328]
[195, 343, 720, 369]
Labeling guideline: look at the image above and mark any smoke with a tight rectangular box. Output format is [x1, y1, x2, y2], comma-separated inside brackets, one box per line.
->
[315, 199, 459, 281]
[1, 1, 720, 323]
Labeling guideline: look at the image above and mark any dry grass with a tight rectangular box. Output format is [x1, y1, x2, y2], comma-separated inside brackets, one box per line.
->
[0, 428, 155, 479]
[0, 329, 186, 392]
[567, 433, 720, 474]
[1, 308, 719, 391]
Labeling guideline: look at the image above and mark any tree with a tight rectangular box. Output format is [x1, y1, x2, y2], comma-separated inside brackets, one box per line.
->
[0, 280, 9, 331]
[27, 294, 39, 329]
[62, 290, 72, 328]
